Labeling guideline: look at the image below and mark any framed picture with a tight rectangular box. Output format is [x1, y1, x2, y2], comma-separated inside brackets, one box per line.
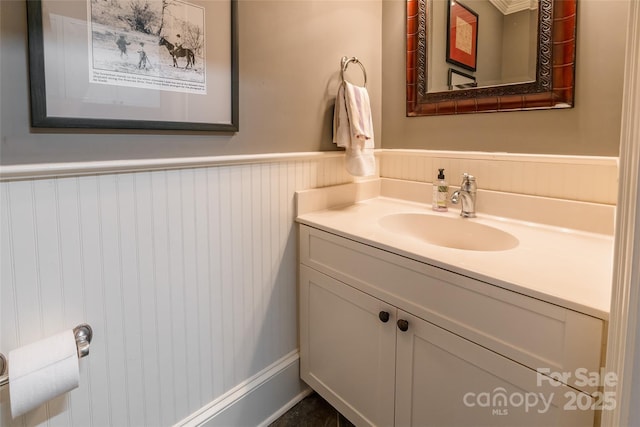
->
[446, 1, 478, 72]
[448, 68, 477, 90]
[26, 0, 238, 131]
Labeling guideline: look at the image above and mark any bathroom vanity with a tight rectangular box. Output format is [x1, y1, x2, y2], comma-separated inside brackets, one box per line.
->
[296, 179, 613, 427]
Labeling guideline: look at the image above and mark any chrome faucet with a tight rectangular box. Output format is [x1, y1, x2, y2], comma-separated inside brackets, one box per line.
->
[451, 173, 477, 218]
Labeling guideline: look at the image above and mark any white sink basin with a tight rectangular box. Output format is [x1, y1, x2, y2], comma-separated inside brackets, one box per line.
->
[378, 213, 519, 251]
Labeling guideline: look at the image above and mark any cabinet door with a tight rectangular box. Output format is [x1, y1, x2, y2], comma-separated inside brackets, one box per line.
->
[395, 311, 595, 427]
[300, 265, 396, 427]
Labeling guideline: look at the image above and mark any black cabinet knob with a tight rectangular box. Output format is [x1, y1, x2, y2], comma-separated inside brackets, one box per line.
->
[397, 319, 409, 332]
[379, 311, 390, 323]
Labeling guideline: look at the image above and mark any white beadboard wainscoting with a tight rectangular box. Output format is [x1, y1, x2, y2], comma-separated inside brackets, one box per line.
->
[0, 149, 618, 427]
[0, 153, 358, 427]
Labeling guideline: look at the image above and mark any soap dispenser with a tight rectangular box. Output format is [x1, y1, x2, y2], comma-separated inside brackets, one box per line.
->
[432, 168, 449, 212]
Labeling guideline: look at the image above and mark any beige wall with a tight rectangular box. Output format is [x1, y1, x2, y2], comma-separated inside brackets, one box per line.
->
[501, 9, 538, 84]
[0, 0, 629, 163]
[0, 0, 382, 165]
[382, 0, 628, 156]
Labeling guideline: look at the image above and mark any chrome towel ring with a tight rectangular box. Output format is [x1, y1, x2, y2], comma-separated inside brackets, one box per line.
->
[340, 56, 367, 87]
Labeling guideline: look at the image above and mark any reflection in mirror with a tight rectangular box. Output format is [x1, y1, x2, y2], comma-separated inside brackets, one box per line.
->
[429, 0, 538, 92]
[407, 0, 577, 116]
[448, 68, 477, 90]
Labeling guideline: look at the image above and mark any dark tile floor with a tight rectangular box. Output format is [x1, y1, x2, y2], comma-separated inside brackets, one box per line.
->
[269, 392, 355, 427]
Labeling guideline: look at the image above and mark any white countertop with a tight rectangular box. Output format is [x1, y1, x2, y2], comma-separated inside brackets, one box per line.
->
[297, 196, 614, 320]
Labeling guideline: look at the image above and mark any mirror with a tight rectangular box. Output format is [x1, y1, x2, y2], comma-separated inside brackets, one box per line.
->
[407, 0, 577, 116]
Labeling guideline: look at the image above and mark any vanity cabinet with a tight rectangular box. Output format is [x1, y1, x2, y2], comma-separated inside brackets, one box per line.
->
[300, 265, 395, 426]
[298, 225, 604, 427]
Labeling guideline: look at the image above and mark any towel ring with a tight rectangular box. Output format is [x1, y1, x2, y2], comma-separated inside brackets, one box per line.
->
[340, 56, 367, 87]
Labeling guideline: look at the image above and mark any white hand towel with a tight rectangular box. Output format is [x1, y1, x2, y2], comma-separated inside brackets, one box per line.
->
[333, 83, 351, 149]
[333, 81, 376, 177]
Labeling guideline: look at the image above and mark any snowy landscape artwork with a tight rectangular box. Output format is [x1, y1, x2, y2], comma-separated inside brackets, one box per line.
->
[87, 0, 206, 94]
[27, 0, 234, 129]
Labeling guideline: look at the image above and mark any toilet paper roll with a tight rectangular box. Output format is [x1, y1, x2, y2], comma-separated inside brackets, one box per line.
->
[9, 330, 79, 418]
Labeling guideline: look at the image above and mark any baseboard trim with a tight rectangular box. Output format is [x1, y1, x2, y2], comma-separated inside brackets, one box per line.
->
[174, 350, 308, 427]
[257, 388, 314, 427]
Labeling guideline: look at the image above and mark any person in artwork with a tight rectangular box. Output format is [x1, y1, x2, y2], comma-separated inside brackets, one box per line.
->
[116, 34, 131, 58]
[175, 34, 183, 51]
[137, 42, 149, 69]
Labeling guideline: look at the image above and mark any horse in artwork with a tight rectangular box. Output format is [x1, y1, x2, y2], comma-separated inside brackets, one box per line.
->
[159, 36, 195, 69]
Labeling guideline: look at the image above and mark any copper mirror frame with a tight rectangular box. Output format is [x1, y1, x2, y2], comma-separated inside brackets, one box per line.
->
[406, 0, 577, 116]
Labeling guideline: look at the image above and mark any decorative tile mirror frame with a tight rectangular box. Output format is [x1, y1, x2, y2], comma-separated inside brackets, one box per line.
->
[406, 0, 577, 116]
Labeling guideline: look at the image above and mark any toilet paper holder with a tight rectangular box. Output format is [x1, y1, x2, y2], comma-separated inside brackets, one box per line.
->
[0, 323, 92, 388]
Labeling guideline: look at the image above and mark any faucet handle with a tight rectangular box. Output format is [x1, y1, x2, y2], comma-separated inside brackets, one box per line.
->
[460, 173, 477, 191]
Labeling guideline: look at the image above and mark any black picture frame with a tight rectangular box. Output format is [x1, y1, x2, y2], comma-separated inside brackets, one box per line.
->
[448, 68, 477, 90]
[26, 0, 238, 131]
[446, 1, 479, 72]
